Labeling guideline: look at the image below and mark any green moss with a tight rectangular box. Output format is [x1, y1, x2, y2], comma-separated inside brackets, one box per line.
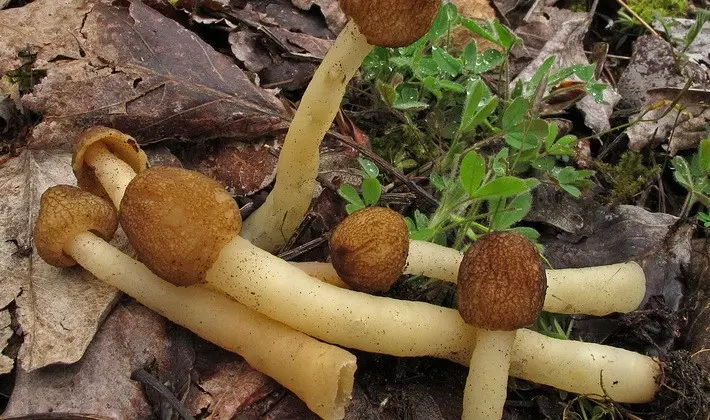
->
[568, 0, 588, 13]
[626, 0, 688, 22]
[597, 152, 661, 203]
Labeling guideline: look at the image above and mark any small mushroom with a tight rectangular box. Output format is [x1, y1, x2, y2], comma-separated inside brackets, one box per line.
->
[72, 126, 148, 209]
[241, 0, 441, 251]
[457, 232, 546, 419]
[33, 185, 357, 420]
[322, 206, 646, 315]
[329, 207, 409, 293]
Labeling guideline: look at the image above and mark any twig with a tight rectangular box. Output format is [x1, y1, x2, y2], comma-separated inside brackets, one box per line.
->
[131, 368, 195, 420]
[327, 130, 439, 206]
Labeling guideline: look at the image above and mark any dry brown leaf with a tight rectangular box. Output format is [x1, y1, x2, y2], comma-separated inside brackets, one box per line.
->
[0, 0, 288, 149]
[0, 148, 121, 371]
[4, 300, 194, 418]
[186, 341, 279, 418]
[0, 308, 13, 374]
[291, 0, 347, 33]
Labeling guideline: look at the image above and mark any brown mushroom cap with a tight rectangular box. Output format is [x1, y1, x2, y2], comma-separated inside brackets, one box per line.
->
[340, 0, 441, 48]
[457, 232, 547, 331]
[34, 185, 118, 267]
[329, 206, 409, 293]
[119, 166, 241, 287]
[72, 126, 148, 199]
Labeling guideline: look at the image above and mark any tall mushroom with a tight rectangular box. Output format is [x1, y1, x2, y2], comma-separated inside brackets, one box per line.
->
[324, 206, 646, 315]
[240, 0, 441, 251]
[33, 185, 357, 420]
[457, 232, 546, 419]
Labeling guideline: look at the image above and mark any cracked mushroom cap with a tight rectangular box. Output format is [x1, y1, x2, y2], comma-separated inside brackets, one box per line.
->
[457, 232, 547, 331]
[72, 126, 148, 199]
[340, 0, 441, 47]
[119, 166, 241, 287]
[34, 185, 118, 267]
[329, 206, 409, 293]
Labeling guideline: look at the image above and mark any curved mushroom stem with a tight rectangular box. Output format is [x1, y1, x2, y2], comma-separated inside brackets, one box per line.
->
[463, 329, 516, 420]
[64, 231, 357, 420]
[240, 20, 374, 252]
[292, 258, 647, 315]
[207, 235, 475, 357]
[447, 328, 661, 404]
[83, 142, 137, 209]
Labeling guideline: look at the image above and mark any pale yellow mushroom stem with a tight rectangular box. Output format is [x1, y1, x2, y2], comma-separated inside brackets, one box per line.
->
[462, 330, 516, 419]
[292, 256, 647, 316]
[83, 142, 137, 209]
[65, 231, 357, 420]
[240, 21, 374, 251]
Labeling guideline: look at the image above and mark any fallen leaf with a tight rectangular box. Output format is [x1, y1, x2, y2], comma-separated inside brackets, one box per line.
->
[514, 7, 619, 132]
[626, 87, 710, 153]
[3, 299, 194, 418]
[0, 148, 121, 371]
[0, 0, 288, 149]
[182, 138, 280, 196]
[654, 17, 710, 68]
[186, 340, 279, 418]
[0, 308, 13, 374]
[291, 0, 347, 34]
[687, 238, 710, 371]
[616, 35, 697, 110]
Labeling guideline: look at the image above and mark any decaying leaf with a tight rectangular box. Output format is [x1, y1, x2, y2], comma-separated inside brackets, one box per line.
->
[4, 300, 194, 418]
[0, 308, 13, 374]
[226, 3, 334, 91]
[0, 0, 288, 149]
[626, 87, 710, 153]
[181, 138, 280, 196]
[687, 238, 710, 372]
[617, 35, 709, 110]
[514, 7, 620, 132]
[186, 341, 279, 418]
[0, 148, 121, 371]
[291, 0, 347, 33]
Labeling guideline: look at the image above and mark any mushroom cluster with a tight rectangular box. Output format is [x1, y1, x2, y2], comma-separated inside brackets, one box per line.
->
[33, 126, 662, 419]
[29, 2, 664, 418]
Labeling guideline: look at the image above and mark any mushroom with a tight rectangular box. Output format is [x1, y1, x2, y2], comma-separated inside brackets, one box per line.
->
[321, 206, 646, 315]
[33, 185, 357, 420]
[456, 232, 546, 419]
[72, 126, 149, 209]
[240, 0, 441, 251]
